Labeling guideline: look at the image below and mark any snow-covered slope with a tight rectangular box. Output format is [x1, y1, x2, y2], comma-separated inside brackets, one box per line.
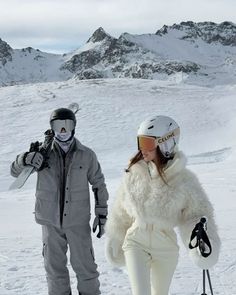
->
[124, 24, 236, 67]
[0, 78, 236, 294]
[1, 21, 236, 86]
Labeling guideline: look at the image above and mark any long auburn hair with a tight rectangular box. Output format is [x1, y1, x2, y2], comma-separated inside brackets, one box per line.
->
[126, 146, 170, 184]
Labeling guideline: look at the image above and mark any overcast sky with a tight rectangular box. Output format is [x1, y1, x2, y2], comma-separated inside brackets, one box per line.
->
[0, 0, 235, 54]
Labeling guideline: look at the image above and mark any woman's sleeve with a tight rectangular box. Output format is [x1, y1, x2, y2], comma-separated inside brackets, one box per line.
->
[105, 177, 133, 267]
[178, 170, 221, 269]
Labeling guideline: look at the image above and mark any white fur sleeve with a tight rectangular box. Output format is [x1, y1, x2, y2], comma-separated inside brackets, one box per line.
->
[178, 170, 221, 269]
[105, 179, 133, 266]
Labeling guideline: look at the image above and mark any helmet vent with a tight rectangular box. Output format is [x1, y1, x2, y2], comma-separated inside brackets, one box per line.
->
[148, 125, 154, 130]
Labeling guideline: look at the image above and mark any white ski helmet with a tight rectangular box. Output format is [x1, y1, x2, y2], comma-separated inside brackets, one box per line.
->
[137, 115, 180, 158]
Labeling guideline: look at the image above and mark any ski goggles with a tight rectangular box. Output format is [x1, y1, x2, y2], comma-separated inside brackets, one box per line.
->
[50, 119, 75, 133]
[137, 136, 157, 151]
[137, 127, 180, 151]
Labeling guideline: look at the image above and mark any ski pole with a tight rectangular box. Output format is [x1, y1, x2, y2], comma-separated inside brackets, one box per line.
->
[201, 269, 214, 295]
[189, 217, 215, 295]
[202, 269, 206, 295]
[206, 269, 214, 295]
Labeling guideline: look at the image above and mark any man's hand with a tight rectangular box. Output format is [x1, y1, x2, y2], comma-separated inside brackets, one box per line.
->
[24, 152, 44, 170]
[92, 215, 107, 238]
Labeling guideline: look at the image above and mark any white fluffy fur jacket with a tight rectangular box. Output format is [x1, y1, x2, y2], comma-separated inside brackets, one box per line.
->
[105, 151, 220, 269]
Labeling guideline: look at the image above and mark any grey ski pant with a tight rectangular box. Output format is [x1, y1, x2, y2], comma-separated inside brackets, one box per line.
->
[42, 224, 100, 295]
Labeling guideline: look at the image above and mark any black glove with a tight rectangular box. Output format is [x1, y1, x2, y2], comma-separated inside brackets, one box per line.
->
[92, 215, 107, 238]
[24, 151, 44, 170]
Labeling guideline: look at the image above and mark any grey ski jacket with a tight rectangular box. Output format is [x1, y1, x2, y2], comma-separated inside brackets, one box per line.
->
[11, 138, 109, 228]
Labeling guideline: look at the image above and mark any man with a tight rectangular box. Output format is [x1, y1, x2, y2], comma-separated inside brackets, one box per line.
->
[10, 108, 109, 295]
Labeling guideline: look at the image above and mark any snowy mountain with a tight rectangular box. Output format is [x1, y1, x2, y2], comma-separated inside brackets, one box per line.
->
[0, 78, 236, 294]
[156, 21, 236, 45]
[1, 21, 236, 87]
[0, 39, 71, 86]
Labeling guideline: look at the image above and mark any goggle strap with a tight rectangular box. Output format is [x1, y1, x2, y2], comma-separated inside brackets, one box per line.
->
[155, 127, 180, 146]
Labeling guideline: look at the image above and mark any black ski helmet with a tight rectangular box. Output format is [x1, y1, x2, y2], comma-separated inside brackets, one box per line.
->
[50, 108, 76, 126]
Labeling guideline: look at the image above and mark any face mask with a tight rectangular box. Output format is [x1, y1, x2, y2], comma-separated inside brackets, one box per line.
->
[55, 131, 72, 142]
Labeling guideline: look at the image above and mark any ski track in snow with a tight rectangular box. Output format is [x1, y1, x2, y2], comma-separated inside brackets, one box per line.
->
[0, 78, 236, 294]
[188, 147, 232, 165]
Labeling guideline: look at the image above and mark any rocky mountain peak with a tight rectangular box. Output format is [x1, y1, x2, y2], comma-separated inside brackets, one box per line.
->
[0, 38, 13, 65]
[156, 21, 236, 45]
[21, 47, 40, 53]
[87, 27, 113, 43]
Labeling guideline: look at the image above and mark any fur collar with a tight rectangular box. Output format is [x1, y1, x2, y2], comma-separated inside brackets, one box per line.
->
[129, 151, 187, 183]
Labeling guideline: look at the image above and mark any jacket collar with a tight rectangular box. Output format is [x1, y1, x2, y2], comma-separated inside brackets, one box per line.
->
[51, 137, 86, 153]
[147, 151, 187, 181]
[74, 138, 87, 151]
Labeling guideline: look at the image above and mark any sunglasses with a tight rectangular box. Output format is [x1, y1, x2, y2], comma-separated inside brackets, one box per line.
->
[137, 128, 180, 151]
[51, 119, 75, 133]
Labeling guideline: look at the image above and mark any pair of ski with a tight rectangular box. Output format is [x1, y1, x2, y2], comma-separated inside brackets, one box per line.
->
[9, 103, 80, 190]
[9, 165, 35, 190]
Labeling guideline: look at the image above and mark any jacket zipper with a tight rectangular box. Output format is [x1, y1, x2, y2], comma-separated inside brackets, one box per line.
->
[60, 153, 66, 226]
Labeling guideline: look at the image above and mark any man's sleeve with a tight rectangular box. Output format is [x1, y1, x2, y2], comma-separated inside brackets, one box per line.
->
[88, 150, 109, 216]
[10, 153, 27, 177]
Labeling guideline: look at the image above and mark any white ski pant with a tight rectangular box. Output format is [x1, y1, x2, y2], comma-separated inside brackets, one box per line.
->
[122, 221, 179, 295]
[42, 224, 100, 295]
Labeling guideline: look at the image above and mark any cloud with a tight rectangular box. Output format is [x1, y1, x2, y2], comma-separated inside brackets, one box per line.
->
[0, 0, 235, 53]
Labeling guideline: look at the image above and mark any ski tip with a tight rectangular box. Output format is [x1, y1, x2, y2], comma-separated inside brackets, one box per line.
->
[8, 181, 24, 190]
[8, 184, 20, 191]
[68, 102, 81, 114]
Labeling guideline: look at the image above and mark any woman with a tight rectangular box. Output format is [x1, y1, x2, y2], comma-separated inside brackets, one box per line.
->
[105, 115, 220, 295]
